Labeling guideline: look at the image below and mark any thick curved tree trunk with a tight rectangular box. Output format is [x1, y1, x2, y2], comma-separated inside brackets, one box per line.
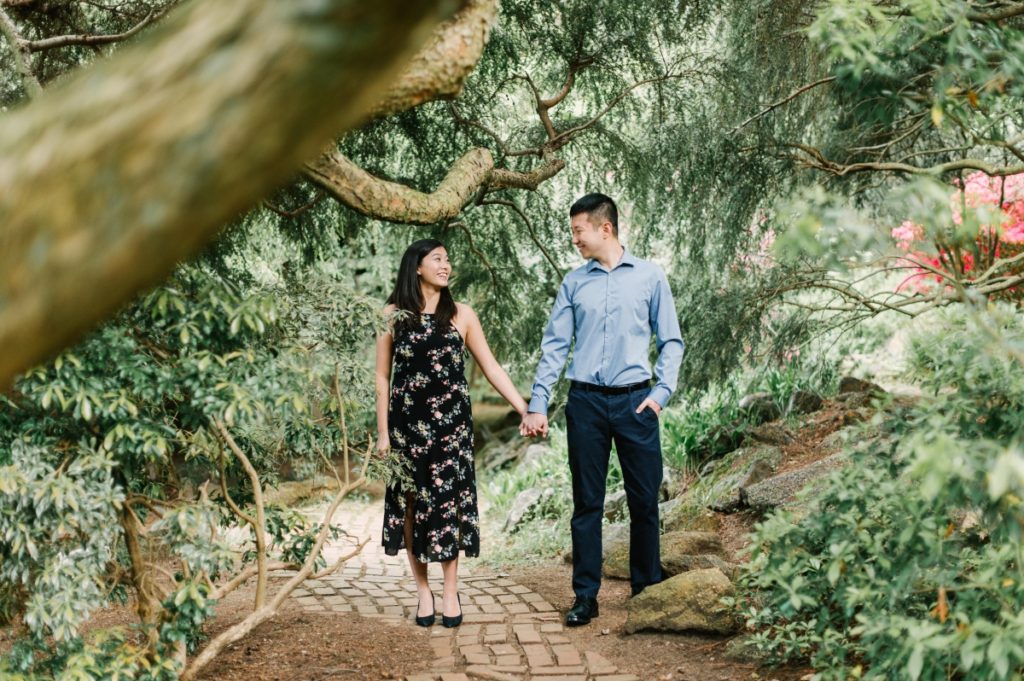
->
[0, 0, 454, 389]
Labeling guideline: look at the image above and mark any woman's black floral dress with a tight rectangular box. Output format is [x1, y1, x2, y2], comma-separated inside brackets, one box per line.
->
[382, 313, 480, 562]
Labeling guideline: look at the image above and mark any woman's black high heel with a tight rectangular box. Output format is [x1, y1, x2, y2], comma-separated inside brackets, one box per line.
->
[442, 593, 462, 628]
[415, 595, 436, 627]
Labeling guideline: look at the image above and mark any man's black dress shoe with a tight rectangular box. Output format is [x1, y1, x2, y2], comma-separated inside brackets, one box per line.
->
[565, 596, 598, 627]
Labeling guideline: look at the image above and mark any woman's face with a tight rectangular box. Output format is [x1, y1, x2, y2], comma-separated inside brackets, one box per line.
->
[417, 246, 451, 288]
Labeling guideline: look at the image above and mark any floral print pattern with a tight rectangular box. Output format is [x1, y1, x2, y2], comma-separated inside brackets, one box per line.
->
[382, 313, 479, 563]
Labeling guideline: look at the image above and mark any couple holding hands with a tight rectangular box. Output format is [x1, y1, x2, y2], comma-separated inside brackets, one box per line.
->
[375, 193, 684, 629]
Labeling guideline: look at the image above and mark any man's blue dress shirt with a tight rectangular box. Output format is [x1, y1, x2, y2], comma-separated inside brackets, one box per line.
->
[528, 249, 685, 414]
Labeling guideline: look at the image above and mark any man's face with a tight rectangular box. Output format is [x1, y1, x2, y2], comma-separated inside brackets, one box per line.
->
[570, 213, 606, 260]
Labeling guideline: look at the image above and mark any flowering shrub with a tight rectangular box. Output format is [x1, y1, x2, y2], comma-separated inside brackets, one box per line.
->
[892, 172, 1024, 300]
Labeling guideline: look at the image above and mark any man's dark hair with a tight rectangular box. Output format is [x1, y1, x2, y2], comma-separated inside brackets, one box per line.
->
[570, 193, 618, 237]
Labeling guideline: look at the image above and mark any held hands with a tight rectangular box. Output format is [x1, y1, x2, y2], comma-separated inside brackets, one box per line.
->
[519, 412, 549, 438]
[635, 397, 661, 416]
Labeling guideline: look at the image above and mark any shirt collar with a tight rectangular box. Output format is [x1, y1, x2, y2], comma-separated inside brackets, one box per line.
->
[587, 247, 637, 272]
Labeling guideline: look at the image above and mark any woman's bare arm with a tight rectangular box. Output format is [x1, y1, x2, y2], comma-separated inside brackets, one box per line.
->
[459, 303, 528, 415]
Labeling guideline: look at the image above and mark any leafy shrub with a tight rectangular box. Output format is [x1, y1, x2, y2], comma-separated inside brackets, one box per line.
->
[738, 308, 1024, 680]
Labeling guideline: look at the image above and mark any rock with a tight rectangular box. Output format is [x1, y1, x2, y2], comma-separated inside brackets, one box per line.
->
[723, 635, 770, 664]
[821, 425, 858, 451]
[746, 422, 794, 446]
[738, 392, 781, 425]
[787, 389, 823, 415]
[605, 530, 726, 580]
[602, 522, 630, 559]
[504, 487, 551, 532]
[662, 530, 726, 556]
[700, 445, 783, 513]
[660, 465, 676, 501]
[834, 391, 870, 409]
[521, 443, 552, 467]
[659, 496, 681, 521]
[838, 376, 886, 396]
[663, 553, 736, 580]
[573, 522, 630, 566]
[691, 423, 746, 462]
[624, 568, 739, 634]
[604, 489, 628, 521]
[740, 452, 848, 511]
[662, 504, 721, 533]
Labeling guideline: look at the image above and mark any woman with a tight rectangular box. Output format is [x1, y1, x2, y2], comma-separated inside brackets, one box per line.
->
[375, 239, 528, 628]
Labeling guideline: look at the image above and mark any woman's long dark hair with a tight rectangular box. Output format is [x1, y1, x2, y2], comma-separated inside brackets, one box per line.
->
[386, 239, 457, 332]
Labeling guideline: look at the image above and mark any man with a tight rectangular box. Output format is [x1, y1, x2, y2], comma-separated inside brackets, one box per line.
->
[521, 192, 684, 627]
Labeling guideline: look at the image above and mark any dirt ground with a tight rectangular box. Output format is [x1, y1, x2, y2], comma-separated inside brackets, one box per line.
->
[196, 597, 427, 681]
[194, 562, 814, 681]
[508, 562, 812, 681]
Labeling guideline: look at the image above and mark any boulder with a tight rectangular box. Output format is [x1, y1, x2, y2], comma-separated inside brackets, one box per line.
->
[663, 553, 736, 580]
[624, 568, 739, 634]
[699, 445, 783, 513]
[838, 376, 886, 396]
[604, 489, 628, 521]
[660, 465, 676, 501]
[787, 389, 823, 415]
[690, 423, 746, 461]
[738, 392, 781, 425]
[659, 496, 681, 521]
[604, 530, 727, 580]
[740, 452, 847, 511]
[565, 522, 630, 564]
[746, 422, 794, 446]
[521, 443, 552, 467]
[504, 487, 552, 532]
[662, 504, 721, 533]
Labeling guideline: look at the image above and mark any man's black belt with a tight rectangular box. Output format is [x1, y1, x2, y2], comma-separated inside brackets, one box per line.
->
[570, 380, 650, 395]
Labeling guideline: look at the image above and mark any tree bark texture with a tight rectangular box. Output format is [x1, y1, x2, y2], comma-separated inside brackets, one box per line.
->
[306, 147, 566, 224]
[0, 0, 454, 389]
[368, 0, 498, 121]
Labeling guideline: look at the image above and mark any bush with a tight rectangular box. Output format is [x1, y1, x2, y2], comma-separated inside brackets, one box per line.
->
[737, 308, 1024, 680]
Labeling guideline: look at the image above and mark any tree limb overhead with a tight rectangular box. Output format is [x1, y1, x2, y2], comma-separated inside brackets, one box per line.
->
[0, 0, 454, 389]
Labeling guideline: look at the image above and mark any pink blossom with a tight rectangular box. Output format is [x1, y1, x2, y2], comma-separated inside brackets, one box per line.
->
[891, 221, 924, 251]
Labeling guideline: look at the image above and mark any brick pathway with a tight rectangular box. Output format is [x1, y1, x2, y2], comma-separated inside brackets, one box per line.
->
[282, 501, 638, 681]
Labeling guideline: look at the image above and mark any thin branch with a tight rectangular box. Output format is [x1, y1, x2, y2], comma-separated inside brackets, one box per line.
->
[539, 54, 595, 108]
[25, 9, 161, 51]
[967, 3, 1024, 21]
[450, 220, 499, 289]
[214, 419, 268, 609]
[479, 198, 563, 279]
[785, 142, 1024, 177]
[550, 71, 695, 149]
[262, 191, 325, 218]
[730, 76, 836, 135]
[181, 446, 372, 681]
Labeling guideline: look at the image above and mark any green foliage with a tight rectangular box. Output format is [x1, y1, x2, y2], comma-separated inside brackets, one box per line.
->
[0, 262, 383, 676]
[738, 308, 1024, 680]
[482, 428, 576, 563]
[662, 353, 838, 472]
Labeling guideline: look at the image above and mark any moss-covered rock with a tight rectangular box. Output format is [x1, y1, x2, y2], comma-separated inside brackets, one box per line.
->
[624, 568, 739, 634]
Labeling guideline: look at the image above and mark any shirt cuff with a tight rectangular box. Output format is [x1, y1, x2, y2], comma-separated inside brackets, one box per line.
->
[649, 385, 672, 409]
[527, 395, 549, 414]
